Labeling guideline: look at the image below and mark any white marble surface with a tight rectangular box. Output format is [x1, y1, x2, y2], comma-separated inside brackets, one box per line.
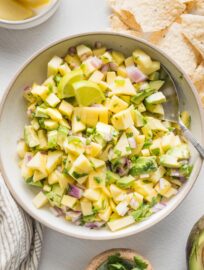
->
[0, 1, 204, 269]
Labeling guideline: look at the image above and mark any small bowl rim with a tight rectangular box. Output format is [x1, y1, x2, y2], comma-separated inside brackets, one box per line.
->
[0, 31, 203, 240]
[0, 0, 59, 25]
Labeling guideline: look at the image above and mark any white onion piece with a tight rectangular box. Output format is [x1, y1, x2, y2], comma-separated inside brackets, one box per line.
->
[128, 137, 137, 149]
[126, 65, 146, 83]
[90, 56, 103, 69]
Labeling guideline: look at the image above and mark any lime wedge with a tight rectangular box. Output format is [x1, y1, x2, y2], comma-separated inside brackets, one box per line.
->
[73, 81, 105, 106]
[58, 69, 84, 99]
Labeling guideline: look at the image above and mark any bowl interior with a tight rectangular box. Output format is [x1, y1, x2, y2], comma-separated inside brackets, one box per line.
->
[0, 33, 203, 240]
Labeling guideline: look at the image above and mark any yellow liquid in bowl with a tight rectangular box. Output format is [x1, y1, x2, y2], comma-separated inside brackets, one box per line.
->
[0, 0, 50, 21]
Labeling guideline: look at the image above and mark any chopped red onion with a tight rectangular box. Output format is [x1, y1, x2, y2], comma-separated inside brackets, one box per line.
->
[24, 153, 33, 164]
[152, 203, 166, 213]
[109, 62, 118, 71]
[85, 221, 105, 229]
[126, 65, 146, 83]
[50, 206, 64, 217]
[23, 86, 31, 92]
[90, 56, 103, 69]
[68, 46, 76, 55]
[128, 137, 137, 149]
[66, 211, 81, 222]
[101, 63, 110, 73]
[68, 185, 83, 199]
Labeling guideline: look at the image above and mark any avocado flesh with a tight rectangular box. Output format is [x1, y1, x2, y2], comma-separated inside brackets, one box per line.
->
[189, 231, 204, 270]
[58, 69, 84, 99]
[97, 258, 134, 270]
[73, 80, 105, 106]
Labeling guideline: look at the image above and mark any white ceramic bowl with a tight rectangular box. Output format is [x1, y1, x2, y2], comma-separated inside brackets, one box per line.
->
[0, 32, 203, 240]
[0, 0, 60, 30]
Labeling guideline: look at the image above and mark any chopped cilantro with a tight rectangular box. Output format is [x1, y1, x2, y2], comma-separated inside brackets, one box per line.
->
[94, 176, 103, 184]
[72, 171, 87, 179]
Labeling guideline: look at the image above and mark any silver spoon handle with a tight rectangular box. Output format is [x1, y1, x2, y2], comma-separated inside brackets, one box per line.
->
[179, 121, 204, 159]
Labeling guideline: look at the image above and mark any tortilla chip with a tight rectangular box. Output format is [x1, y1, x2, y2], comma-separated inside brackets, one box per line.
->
[187, 0, 204, 15]
[181, 14, 204, 59]
[152, 23, 199, 76]
[109, 14, 142, 37]
[108, 0, 186, 32]
[191, 61, 204, 92]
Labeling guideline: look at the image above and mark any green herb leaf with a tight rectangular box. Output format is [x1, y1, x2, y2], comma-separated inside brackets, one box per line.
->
[131, 204, 152, 222]
[134, 256, 148, 270]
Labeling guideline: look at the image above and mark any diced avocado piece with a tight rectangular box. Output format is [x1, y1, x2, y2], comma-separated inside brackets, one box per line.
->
[58, 63, 71, 76]
[33, 170, 47, 182]
[35, 107, 49, 118]
[45, 93, 60, 107]
[33, 191, 48, 208]
[58, 100, 73, 119]
[46, 108, 62, 122]
[76, 44, 92, 60]
[31, 118, 40, 130]
[137, 102, 146, 113]
[73, 80, 105, 106]
[43, 184, 52, 192]
[112, 51, 125, 65]
[24, 126, 39, 148]
[130, 157, 158, 176]
[106, 170, 120, 184]
[47, 130, 58, 149]
[145, 92, 166, 105]
[161, 133, 175, 151]
[181, 111, 191, 128]
[150, 138, 162, 156]
[106, 71, 117, 84]
[44, 120, 59, 130]
[46, 191, 62, 207]
[37, 130, 48, 150]
[58, 68, 84, 98]
[131, 87, 156, 105]
[26, 176, 43, 187]
[189, 230, 204, 270]
[145, 103, 164, 115]
[180, 164, 193, 177]
[132, 109, 145, 127]
[160, 155, 181, 168]
[149, 71, 160, 81]
[47, 56, 63, 77]
[96, 122, 116, 142]
[149, 80, 164, 91]
[116, 175, 135, 189]
[52, 184, 65, 196]
[167, 144, 190, 160]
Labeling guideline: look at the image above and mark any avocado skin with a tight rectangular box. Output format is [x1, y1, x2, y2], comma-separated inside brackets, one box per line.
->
[187, 216, 204, 270]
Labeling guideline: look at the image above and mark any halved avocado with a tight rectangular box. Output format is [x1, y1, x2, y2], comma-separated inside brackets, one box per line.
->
[86, 249, 152, 270]
[73, 80, 105, 106]
[187, 216, 204, 270]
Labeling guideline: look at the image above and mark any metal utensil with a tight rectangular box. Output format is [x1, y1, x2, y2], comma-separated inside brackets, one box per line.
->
[161, 66, 204, 158]
[186, 216, 204, 269]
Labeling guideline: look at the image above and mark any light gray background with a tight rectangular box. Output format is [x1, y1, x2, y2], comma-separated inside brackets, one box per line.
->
[0, 1, 204, 269]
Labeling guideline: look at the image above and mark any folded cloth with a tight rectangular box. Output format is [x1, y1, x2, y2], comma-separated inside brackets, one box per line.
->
[0, 176, 43, 270]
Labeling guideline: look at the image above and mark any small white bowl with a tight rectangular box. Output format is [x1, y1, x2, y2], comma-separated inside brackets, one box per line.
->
[0, 32, 203, 240]
[0, 0, 60, 30]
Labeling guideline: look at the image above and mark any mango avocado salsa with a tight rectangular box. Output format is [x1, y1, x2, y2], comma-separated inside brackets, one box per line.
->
[17, 43, 192, 231]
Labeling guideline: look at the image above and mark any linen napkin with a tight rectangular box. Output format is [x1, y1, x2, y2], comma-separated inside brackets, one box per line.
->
[0, 176, 43, 270]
